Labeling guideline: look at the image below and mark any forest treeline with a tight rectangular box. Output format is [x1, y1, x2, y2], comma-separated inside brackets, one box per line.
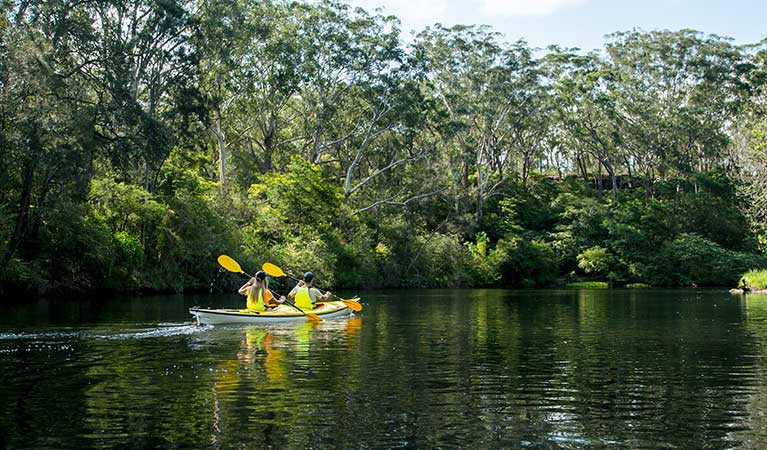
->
[2, 0, 767, 296]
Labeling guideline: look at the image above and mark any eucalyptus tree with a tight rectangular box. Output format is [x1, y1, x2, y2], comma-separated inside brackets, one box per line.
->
[288, 1, 402, 164]
[339, 70, 447, 215]
[414, 25, 549, 222]
[199, 0, 430, 213]
[274, 1, 446, 216]
[605, 30, 750, 185]
[735, 41, 767, 249]
[198, 0, 307, 189]
[551, 50, 625, 198]
[196, 0, 250, 188]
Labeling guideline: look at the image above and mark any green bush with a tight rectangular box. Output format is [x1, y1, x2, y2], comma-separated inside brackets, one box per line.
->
[402, 232, 473, 288]
[566, 281, 609, 288]
[269, 230, 338, 288]
[491, 236, 558, 287]
[466, 231, 497, 286]
[150, 191, 237, 292]
[257, 156, 343, 231]
[89, 175, 168, 235]
[114, 231, 144, 268]
[648, 234, 756, 287]
[741, 270, 767, 290]
[0, 258, 37, 294]
[331, 226, 385, 289]
[577, 245, 613, 275]
[37, 203, 117, 293]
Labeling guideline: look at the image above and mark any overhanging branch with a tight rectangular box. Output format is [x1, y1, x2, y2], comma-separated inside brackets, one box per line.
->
[354, 186, 448, 215]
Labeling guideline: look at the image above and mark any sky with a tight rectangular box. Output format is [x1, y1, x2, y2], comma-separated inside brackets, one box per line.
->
[345, 0, 767, 51]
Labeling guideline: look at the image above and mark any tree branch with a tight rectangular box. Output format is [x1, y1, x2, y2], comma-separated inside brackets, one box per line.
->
[354, 187, 448, 214]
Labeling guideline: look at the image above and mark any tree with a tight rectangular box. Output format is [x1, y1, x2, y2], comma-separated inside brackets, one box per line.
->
[79, 0, 201, 192]
[0, 3, 96, 270]
[605, 30, 749, 184]
[414, 25, 549, 223]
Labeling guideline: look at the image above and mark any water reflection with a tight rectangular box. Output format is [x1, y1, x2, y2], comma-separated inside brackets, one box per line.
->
[207, 318, 364, 449]
[2, 290, 767, 449]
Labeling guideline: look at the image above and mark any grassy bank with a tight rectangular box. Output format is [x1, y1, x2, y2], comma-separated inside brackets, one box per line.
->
[741, 270, 767, 290]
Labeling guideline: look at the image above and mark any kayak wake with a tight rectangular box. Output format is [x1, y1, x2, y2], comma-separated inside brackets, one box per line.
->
[0, 323, 207, 341]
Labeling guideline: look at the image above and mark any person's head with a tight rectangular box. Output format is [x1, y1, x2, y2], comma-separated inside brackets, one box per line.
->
[253, 270, 268, 288]
[303, 272, 314, 285]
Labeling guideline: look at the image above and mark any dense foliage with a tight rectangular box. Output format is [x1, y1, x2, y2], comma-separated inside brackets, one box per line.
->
[1, 0, 766, 296]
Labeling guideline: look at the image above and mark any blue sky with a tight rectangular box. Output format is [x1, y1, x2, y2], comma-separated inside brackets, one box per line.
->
[346, 0, 767, 50]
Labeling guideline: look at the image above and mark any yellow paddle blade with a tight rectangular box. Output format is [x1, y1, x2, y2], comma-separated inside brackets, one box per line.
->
[306, 313, 322, 323]
[342, 299, 363, 312]
[218, 255, 243, 274]
[262, 262, 286, 277]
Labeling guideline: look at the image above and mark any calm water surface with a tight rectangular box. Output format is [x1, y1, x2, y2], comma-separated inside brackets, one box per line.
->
[1, 289, 767, 449]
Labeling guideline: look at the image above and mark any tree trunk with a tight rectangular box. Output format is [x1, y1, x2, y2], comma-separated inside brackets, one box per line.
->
[522, 152, 530, 186]
[2, 159, 35, 268]
[610, 169, 618, 200]
[213, 115, 227, 188]
[311, 121, 325, 163]
[262, 115, 276, 172]
[577, 152, 589, 183]
[596, 164, 603, 190]
[476, 156, 484, 223]
[644, 168, 653, 203]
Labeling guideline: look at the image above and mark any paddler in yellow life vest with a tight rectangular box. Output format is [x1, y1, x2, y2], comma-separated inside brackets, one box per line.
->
[288, 272, 331, 310]
[238, 270, 285, 311]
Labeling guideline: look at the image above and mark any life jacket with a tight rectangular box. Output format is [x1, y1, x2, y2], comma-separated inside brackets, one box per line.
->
[247, 288, 274, 311]
[294, 286, 315, 310]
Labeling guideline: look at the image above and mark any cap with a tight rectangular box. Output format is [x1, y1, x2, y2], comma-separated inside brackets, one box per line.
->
[255, 271, 266, 280]
[303, 272, 314, 282]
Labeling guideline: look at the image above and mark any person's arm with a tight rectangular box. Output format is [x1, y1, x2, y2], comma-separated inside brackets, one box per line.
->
[309, 287, 330, 304]
[238, 278, 256, 295]
[288, 281, 304, 299]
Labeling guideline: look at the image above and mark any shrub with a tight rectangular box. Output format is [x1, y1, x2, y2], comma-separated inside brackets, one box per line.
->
[114, 231, 144, 268]
[648, 234, 758, 287]
[332, 226, 385, 289]
[270, 231, 338, 287]
[741, 270, 767, 290]
[466, 231, 497, 286]
[566, 281, 609, 288]
[402, 232, 473, 288]
[491, 237, 558, 287]
[577, 246, 613, 275]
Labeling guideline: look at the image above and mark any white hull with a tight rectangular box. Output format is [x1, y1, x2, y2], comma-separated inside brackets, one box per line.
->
[190, 302, 352, 325]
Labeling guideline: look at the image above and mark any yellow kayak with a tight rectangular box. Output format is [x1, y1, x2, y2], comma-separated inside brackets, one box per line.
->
[190, 301, 353, 325]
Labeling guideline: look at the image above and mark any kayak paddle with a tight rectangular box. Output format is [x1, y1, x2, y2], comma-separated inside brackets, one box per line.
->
[217, 255, 322, 323]
[262, 262, 363, 312]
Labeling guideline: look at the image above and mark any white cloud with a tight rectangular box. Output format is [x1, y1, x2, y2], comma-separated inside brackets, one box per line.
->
[481, 0, 589, 17]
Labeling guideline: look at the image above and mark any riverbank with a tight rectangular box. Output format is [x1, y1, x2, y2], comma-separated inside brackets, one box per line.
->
[730, 289, 767, 295]
[731, 270, 767, 295]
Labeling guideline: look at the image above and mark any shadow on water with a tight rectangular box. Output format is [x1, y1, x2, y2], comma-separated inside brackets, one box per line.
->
[1, 289, 767, 449]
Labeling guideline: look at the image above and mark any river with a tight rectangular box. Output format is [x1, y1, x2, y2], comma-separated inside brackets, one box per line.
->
[1, 289, 766, 449]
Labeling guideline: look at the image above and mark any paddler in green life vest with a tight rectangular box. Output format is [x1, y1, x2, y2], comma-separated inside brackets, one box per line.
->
[238, 270, 285, 311]
[288, 272, 331, 310]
